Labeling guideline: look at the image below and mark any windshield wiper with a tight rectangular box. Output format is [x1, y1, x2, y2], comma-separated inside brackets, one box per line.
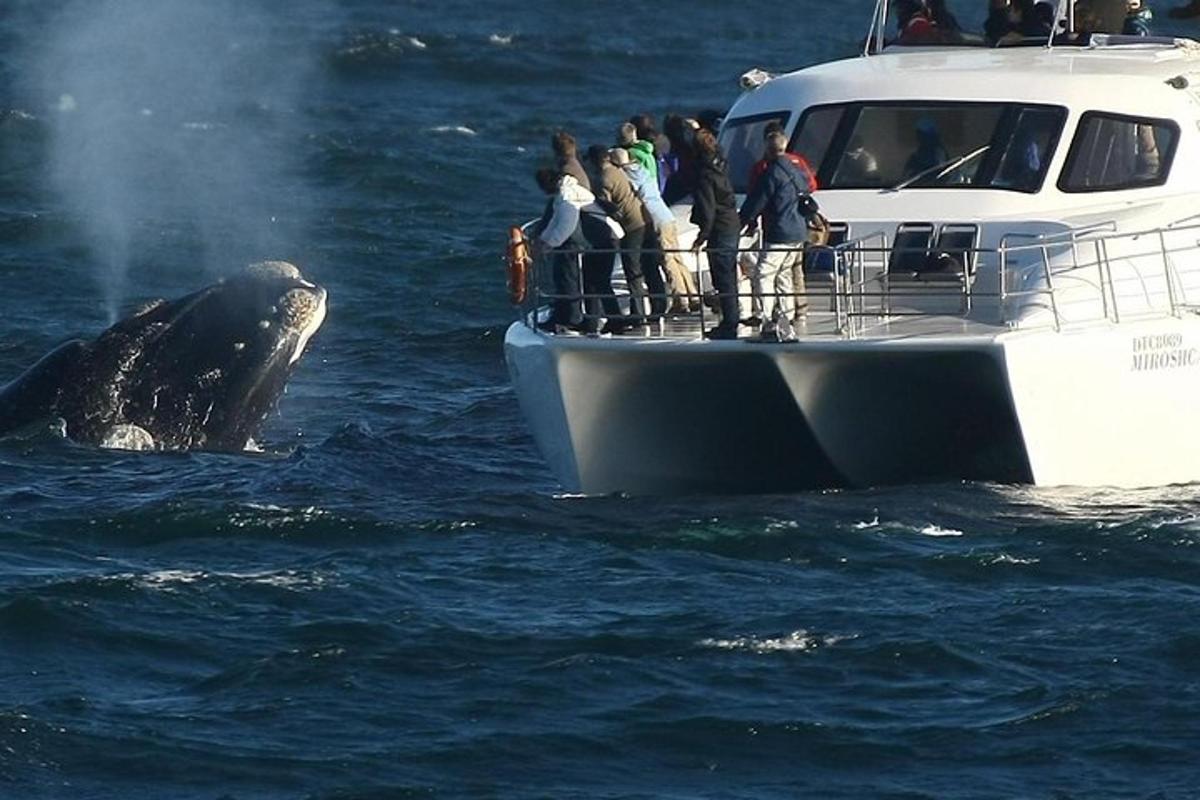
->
[887, 144, 991, 192]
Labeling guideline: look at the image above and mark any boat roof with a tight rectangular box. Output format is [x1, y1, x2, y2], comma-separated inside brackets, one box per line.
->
[731, 41, 1200, 120]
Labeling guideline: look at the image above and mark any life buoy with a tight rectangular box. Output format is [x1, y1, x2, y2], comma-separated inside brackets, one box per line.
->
[506, 226, 530, 305]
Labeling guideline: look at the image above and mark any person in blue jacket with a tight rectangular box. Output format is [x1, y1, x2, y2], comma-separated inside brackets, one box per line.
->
[738, 131, 819, 334]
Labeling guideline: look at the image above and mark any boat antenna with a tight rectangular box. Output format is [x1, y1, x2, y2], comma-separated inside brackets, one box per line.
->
[863, 0, 889, 56]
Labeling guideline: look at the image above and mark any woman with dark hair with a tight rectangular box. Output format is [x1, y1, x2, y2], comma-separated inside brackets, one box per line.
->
[690, 128, 742, 339]
[662, 114, 699, 205]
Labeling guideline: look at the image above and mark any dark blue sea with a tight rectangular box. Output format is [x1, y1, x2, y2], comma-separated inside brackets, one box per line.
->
[1, 1, 1199, 797]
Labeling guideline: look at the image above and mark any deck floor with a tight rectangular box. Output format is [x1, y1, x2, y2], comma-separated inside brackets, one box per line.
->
[544, 308, 1009, 342]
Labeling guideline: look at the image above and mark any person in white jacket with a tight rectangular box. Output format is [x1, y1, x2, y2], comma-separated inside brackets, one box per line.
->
[532, 169, 629, 334]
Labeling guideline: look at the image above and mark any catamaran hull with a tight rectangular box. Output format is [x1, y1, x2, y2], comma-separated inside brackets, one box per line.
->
[505, 317, 1200, 495]
[505, 323, 1032, 494]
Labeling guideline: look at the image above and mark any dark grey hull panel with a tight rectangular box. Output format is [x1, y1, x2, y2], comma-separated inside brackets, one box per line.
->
[506, 324, 1032, 495]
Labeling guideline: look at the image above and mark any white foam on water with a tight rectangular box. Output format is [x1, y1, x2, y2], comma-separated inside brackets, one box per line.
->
[987, 553, 1040, 565]
[111, 569, 332, 592]
[698, 630, 851, 654]
[919, 524, 964, 537]
[406, 36, 427, 49]
[429, 125, 477, 136]
[489, 33, 514, 45]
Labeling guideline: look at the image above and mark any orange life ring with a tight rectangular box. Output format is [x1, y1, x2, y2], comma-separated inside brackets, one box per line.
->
[506, 226, 530, 305]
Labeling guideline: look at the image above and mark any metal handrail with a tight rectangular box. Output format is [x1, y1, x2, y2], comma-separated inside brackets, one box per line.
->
[515, 217, 1200, 338]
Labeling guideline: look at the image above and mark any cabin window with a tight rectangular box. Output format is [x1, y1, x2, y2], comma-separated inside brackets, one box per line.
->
[1058, 112, 1178, 192]
[718, 111, 790, 193]
[789, 102, 1067, 192]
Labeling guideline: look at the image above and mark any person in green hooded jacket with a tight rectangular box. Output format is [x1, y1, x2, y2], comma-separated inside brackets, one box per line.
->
[617, 122, 657, 186]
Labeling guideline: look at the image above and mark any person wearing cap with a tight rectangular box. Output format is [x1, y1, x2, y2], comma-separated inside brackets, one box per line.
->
[904, 117, 949, 179]
[611, 147, 694, 316]
[587, 143, 654, 322]
[617, 122, 658, 187]
[738, 130, 817, 334]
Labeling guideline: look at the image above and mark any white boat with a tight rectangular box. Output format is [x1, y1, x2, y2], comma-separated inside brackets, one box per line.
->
[504, 2, 1200, 495]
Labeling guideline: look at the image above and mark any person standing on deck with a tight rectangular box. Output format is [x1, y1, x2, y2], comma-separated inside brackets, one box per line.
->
[530, 168, 589, 333]
[743, 123, 819, 325]
[738, 130, 818, 335]
[690, 128, 742, 340]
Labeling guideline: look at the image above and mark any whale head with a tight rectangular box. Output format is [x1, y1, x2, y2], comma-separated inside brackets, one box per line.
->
[53, 261, 328, 451]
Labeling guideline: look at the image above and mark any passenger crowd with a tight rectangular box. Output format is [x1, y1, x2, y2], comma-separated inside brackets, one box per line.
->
[895, 0, 1157, 45]
[527, 0, 1169, 341]
[531, 113, 822, 340]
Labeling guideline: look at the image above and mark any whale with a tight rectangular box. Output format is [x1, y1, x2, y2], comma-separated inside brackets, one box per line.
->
[0, 261, 327, 452]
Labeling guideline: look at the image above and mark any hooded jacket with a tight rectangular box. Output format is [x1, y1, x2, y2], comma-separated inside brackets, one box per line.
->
[537, 175, 623, 248]
[622, 139, 658, 185]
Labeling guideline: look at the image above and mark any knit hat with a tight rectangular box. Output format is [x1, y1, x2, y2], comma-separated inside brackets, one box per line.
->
[609, 147, 632, 167]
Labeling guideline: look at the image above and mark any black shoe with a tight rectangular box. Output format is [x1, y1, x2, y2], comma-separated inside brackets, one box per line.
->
[739, 315, 762, 327]
[704, 325, 738, 340]
[601, 319, 634, 335]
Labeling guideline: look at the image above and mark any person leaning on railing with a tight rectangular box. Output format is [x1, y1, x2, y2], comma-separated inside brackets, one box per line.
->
[586, 143, 665, 323]
[611, 147, 699, 315]
[530, 169, 630, 335]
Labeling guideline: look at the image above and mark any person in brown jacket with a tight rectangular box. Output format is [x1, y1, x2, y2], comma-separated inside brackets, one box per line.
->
[585, 144, 665, 321]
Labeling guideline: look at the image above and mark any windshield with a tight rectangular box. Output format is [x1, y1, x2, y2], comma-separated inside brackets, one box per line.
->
[791, 102, 1066, 192]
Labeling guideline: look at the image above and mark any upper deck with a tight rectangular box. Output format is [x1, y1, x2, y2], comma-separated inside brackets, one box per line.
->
[737, 42, 1200, 119]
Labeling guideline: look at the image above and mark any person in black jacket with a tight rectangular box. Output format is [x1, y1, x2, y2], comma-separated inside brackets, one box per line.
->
[690, 128, 742, 340]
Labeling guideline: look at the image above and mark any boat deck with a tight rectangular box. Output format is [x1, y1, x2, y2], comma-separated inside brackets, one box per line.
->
[535, 309, 1009, 344]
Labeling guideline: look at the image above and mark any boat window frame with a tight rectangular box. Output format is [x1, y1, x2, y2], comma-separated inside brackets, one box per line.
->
[1057, 110, 1180, 194]
[717, 110, 793, 193]
[789, 100, 1069, 194]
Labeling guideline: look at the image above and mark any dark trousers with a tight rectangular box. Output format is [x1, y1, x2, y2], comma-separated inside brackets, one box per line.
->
[581, 251, 624, 329]
[707, 230, 740, 330]
[619, 226, 650, 319]
[640, 228, 670, 317]
[580, 215, 625, 330]
[549, 249, 583, 326]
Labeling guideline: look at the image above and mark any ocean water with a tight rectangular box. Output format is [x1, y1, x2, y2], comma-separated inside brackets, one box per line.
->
[1, 1, 1199, 798]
